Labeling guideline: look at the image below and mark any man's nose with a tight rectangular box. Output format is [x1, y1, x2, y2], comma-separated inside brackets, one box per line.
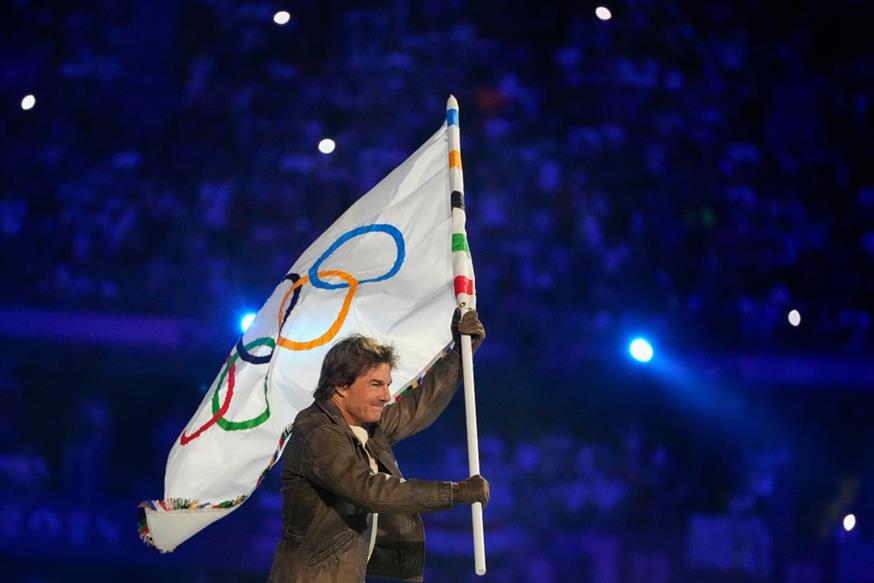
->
[378, 385, 390, 402]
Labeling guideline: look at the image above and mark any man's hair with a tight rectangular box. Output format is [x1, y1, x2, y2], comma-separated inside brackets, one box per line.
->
[313, 334, 398, 401]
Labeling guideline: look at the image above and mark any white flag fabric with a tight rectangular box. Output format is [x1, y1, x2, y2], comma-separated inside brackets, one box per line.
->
[140, 122, 459, 552]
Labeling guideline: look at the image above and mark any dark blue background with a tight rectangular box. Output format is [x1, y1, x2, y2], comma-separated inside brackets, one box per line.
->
[1, 0, 873, 581]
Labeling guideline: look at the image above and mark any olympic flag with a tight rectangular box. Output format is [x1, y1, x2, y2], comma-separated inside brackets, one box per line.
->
[139, 102, 474, 552]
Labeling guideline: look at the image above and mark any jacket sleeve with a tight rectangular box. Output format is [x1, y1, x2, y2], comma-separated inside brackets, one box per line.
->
[378, 347, 463, 445]
[302, 423, 454, 514]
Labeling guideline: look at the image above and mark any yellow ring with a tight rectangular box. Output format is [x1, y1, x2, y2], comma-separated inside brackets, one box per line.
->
[276, 270, 359, 351]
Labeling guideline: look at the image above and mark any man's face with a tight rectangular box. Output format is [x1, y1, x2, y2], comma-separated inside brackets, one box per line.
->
[334, 363, 392, 426]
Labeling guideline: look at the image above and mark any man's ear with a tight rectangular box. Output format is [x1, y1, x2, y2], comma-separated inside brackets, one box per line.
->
[334, 385, 348, 398]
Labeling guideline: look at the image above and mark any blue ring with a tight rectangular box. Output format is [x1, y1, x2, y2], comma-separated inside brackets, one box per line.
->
[236, 272, 302, 365]
[309, 224, 405, 290]
[279, 272, 302, 327]
[235, 336, 274, 365]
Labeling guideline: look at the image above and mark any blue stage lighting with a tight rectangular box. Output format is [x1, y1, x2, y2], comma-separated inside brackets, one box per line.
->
[240, 312, 257, 332]
[629, 338, 654, 363]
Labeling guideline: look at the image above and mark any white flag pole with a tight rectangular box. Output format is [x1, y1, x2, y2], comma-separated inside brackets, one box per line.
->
[446, 95, 486, 576]
[461, 334, 486, 575]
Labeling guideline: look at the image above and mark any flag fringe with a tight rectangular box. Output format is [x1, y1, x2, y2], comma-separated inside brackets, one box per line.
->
[395, 341, 454, 399]
[137, 421, 294, 548]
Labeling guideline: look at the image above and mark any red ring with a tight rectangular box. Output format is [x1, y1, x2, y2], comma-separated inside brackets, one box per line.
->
[180, 358, 236, 445]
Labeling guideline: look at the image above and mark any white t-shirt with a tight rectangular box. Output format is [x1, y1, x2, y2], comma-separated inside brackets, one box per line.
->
[350, 425, 379, 560]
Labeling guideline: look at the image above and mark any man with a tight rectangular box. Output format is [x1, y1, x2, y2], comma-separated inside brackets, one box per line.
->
[268, 310, 490, 582]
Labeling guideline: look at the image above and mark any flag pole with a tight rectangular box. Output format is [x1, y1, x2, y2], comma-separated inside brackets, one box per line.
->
[446, 95, 486, 576]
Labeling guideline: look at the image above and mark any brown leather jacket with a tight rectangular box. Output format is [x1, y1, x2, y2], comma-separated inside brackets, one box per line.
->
[267, 347, 465, 583]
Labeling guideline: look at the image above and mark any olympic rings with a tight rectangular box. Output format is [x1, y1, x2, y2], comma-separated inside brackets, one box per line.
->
[279, 272, 302, 328]
[277, 270, 359, 350]
[235, 273, 301, 365]
[180, 357, 237, 445]
[308, 224, 405, 290]
[212, 337, 275, 431]
[180, 224, 406, 446]
[235, 336, 272, 365]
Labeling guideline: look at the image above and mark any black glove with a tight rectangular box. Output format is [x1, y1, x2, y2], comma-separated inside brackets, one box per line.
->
[451, 474, 490, 507]
[452, 309, 486, 352]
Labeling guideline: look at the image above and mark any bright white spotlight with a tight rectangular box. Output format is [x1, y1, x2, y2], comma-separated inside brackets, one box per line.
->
[843, 513, 856, 532]
[788, 309, 801, 327]
[318, 138, 336, 154]
[21, 94, 36, 110]
[629, 338, 653, 363]
[273, 11, 291, 25]
[595, 6, 612, 20]
[240, 312, 257, 332]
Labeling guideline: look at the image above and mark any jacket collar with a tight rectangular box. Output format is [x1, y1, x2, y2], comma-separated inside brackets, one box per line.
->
[315, 398, 346, 425]
[314, 399, 400, 476]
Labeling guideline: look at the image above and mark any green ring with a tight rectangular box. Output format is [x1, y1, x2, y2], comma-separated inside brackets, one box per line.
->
[211, 337, 275, 431]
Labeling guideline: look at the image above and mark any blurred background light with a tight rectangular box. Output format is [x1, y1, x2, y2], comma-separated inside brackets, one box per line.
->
[21, 94, 36, 110]
[843, 513, 856, 532]
[596, 6, 612, 20]
[318, 138, 336, 154]
[273, 11, 291, 25]
[629, 338, 654, 363]
[240, 312, 257, 332]
[788, 309, 801, 327]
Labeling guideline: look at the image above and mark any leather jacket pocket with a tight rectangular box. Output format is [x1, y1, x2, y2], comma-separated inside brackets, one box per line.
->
[306, 530, 356, 567]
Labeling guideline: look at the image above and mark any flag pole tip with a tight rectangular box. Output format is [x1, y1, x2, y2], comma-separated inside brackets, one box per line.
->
[447, 95, 459, 110]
